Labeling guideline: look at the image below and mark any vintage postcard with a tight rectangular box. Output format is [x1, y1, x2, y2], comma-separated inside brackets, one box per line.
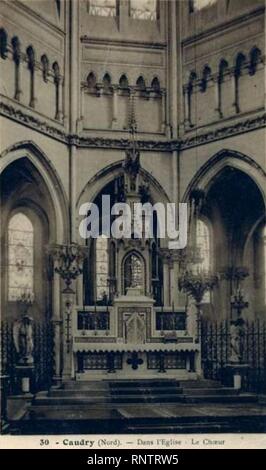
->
[0, 0, 265, 453]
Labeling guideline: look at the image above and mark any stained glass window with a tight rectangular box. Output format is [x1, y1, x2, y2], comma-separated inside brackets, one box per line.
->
[8, 213, 34, 301]
[196, 219, 211, 271]
[124, 253, 143, 292]
[88, 0, 116, 17]
[193, 0, 217, 11]
[130, 0, 157, 21]
[96, 235, 109, 301]
[196, 219, 211, 302]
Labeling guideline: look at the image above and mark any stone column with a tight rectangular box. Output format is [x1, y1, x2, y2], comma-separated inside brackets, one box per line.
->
[160, 89, 166, 133]
[48, 243, 87, 382]
[62, 288, 75, 380]
[182, 86, 187, 125]
[163, 261, 169, 307]
[12, 40, 22, 101]
[112, 86, 118, 127]
[77, 84, 85, 132]
[168, 0, 178, 138]
[76, 271, 83, 307]
[69, 0, 79, 243]
[51, 273, 62, 384]
[56, 76, 64, 121]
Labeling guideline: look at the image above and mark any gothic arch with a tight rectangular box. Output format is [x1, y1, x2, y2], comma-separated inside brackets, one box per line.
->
[77, 161, 170, 208]
[76, 161, 171, 246]
[243, 213, 266, 261]
[182, 149, 266, 207]
[0, 141, 69, 243]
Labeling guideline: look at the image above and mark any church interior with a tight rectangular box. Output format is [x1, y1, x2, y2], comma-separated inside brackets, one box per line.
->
[0, 0, 266, 434]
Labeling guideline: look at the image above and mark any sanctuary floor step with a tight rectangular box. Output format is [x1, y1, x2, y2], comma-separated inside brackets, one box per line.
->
[9, 378, 264, 434]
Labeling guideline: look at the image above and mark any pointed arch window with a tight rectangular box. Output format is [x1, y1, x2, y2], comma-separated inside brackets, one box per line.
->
[87, 72, 97, 92]
[119, 74, 129, 89]
[88, 0, 117, 17]
[124, 252, 144, 293]
[8, 213, 34, 301]
[196, 219, 211, 271]
[0, 28, 8, 59]
[193, 0, 217, 11]
[196, 219, 212, 302]
[130, 0, 157, 21]
[95, 234, 109, 301]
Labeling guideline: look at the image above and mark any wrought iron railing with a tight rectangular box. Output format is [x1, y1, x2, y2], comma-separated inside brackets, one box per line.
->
[155, 311, 186, 331]
[0, 320, 54, 395]
[33, 321, 54, 392]
[201, 319, 266, 393]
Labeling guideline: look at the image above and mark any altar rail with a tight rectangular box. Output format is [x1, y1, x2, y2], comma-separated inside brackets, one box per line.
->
[201, 319, 266, 393]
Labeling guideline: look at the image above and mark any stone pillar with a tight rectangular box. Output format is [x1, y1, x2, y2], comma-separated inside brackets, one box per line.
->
[76, 271, 83, 306]
[14, 53, 22, 101]
[232, 71, 239, 114]
[160, 89, 166, 133]
[62, 288, 75, 380]
[183, 86, 189, 127]
[112, 86, 118, 127]
[169, 260, 175, 307]
[51, 273, 62, 383]
[186, 301, 197, 338]
[77, 84, 85, 132]
[56, 76, 64, 121]
[168, 0, 178, 138]
[214, 75, 222, 118]
[69, 0, 79, 243]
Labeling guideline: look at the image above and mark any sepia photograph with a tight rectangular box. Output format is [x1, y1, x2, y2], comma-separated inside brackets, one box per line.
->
[0, 0, 265, 451]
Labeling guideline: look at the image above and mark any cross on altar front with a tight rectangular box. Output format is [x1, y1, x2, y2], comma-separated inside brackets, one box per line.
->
[127, 352, 143, 370]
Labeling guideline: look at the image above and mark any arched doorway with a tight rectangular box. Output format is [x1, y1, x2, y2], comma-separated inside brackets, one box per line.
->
[185, 153, 266, 390]
[184, 151, 266, 321]
[0, 149, 67, 392]
[205, 166, 265, 320]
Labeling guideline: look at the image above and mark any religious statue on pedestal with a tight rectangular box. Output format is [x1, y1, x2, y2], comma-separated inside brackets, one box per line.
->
[229, 318, 244, 364]
[13, 314, 34, 365]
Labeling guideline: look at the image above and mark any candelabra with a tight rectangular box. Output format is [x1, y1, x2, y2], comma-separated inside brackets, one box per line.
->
[178, 268, 218, 342]
[16, 289, 34, 316]
[230, 288, 249, 318]
[48, 243, 87, 291]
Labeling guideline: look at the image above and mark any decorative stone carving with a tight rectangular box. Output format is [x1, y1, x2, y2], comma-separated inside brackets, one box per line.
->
[0, 100, 265, 151]
[125, 312, 146, 344]
[181, 114, 266, 149]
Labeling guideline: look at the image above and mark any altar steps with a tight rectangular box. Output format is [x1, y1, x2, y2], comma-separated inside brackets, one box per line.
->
[31, 378, 258, 406]
[48, 386, 184, 397]
[9, 378, 264, 434]
[32, 394, 257, 406]
[11, 404, 266, 435]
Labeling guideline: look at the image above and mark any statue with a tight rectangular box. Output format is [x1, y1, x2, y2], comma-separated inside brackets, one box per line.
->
[123, 122, 141, 193]
[123, 146, 140, 192]
[13, 314, 34, 365]
[229, 318, 244, 364]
